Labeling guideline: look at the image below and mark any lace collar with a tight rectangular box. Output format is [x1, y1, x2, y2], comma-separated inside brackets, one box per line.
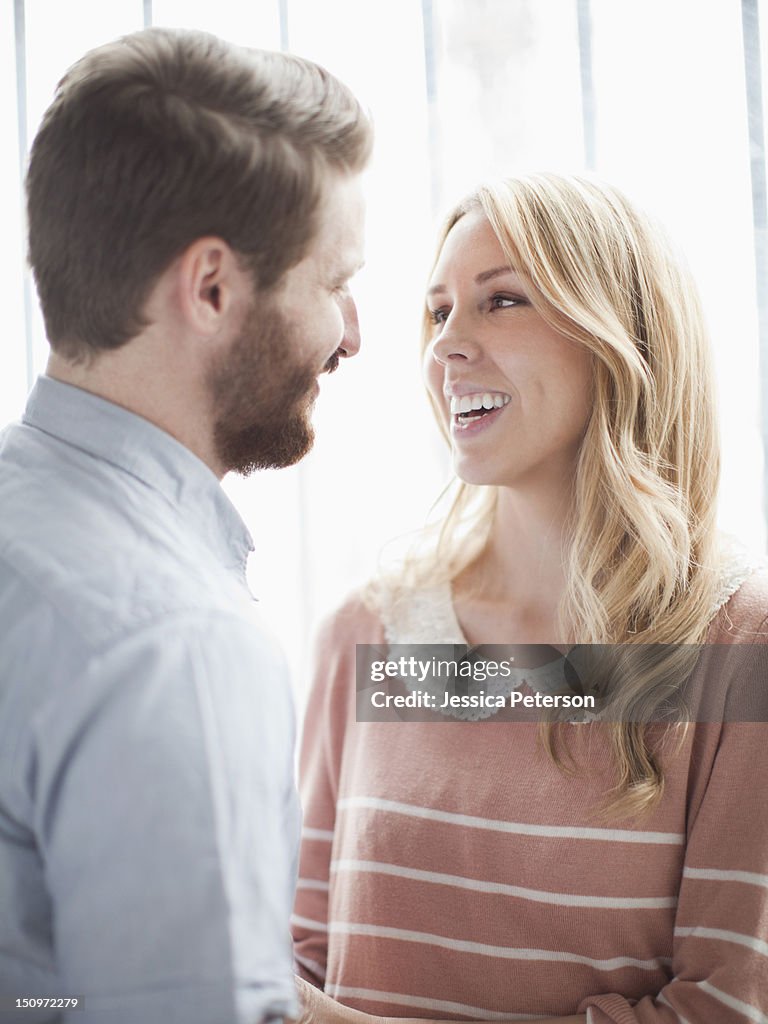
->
[376, 536, 764, 722]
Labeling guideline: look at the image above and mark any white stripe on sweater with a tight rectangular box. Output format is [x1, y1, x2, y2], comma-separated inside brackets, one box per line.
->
[327, 986, 547, 1020]
[675, 926, 768, 958]
[294, 952, 327, 982]
[332, 858, 677, 909]
[684, 866, 768, 890]
[296, 877, 330, 892]
[291, 913, 328, 933]
[302, 826, 334, 841]
[657, 991, 692, 1024]
[324, 920, 672, 972]
[696, 980, 768, 1023]
[338, 796, 684, 844]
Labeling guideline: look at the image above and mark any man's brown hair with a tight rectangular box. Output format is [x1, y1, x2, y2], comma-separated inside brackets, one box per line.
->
[26, 28, 373, 361]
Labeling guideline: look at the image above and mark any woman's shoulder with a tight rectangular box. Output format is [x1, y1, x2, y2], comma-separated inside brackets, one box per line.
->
[315, 577, 464, 650]
[314, 586, 386, 653]
[709, 538, 768, 642]
[364, 576, 464, 645]
[306, 590, 386, 704]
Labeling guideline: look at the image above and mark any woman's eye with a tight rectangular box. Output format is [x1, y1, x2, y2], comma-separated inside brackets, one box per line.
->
[428, 308, 449, 325]
[490, 294, 524, 310]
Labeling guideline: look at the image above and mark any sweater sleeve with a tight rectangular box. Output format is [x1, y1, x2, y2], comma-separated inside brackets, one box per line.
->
[292, 597, 378, 989]
[579, 721, 768, 1024]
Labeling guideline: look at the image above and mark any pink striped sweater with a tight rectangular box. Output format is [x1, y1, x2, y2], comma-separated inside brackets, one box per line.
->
[292, 568, 768, 1023]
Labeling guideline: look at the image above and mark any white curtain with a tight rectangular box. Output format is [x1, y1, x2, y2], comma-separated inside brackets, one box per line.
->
[2, 0, 766, 693]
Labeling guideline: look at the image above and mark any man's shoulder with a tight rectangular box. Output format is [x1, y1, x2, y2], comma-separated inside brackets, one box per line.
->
[85, 608, 291, 710]
[0, 427, 236, 647]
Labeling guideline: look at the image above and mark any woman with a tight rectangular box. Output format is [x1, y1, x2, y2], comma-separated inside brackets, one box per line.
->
[292, 174, 768, 1024]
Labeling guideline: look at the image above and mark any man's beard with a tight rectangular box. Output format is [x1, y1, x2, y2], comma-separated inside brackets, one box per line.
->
[209, 299, 335, 475]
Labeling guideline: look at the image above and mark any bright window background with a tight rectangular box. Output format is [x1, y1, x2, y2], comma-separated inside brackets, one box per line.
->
[2, 0, 767, 696]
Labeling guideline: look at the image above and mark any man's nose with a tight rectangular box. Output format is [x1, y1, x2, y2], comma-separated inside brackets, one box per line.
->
[337, 291, 361, 358]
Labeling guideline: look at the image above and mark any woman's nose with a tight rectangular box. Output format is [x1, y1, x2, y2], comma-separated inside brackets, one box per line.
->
[429, 311, 479, 365]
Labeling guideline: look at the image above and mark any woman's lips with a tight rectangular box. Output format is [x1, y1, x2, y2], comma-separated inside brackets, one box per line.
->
[451, 399, 510, 437]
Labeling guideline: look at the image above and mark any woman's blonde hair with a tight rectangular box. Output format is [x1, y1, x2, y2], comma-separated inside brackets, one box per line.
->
[401, 173, 722, 817]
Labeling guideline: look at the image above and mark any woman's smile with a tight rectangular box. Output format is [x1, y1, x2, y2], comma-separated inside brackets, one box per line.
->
[451, 391, 512, 435]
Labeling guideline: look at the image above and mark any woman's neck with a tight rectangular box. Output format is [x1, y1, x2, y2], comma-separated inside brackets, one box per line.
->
[452, 481, 573, 645]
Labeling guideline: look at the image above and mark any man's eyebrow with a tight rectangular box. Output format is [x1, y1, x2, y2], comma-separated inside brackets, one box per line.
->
[330, 259, 365, 285]
[338, 258, 366, 277]
[426, 265, 514, 297]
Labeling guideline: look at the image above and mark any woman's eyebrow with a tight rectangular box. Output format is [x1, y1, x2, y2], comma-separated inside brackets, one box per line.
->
[427, 265, 514, 297]
[475, 264, 515, 284]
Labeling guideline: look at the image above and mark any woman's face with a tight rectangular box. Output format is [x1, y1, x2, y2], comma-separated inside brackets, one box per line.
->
[423, 210, 593, 490]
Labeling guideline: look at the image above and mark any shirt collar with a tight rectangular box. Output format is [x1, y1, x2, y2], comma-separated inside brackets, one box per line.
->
[23, 376, 255, 574]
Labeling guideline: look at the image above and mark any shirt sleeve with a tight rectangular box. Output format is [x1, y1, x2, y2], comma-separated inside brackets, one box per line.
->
[291, 607, 359, 990]
[579, 721, 768, 1024]
[29, 611, 301, 1024]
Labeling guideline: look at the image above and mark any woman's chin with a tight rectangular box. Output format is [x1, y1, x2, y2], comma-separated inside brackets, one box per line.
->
[453, 458, 507, 487]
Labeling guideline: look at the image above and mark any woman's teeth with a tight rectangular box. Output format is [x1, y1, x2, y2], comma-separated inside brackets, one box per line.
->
[450, 392, 511, 418]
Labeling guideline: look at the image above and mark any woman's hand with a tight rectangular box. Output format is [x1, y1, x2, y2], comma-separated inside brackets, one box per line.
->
[294, 977, 377, 1024]
[293, 978, 584, 1024]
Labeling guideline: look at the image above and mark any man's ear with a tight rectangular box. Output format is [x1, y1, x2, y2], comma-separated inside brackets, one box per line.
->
[175, 237, 250, 335]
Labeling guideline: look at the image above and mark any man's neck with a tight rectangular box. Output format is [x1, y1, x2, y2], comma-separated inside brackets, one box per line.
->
[46, 349, 223, 478]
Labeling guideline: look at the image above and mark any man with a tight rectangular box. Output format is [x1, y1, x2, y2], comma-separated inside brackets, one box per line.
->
[0, 28, 371, 1024]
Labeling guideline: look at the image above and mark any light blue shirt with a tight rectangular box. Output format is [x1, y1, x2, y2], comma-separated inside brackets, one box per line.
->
[0, 377, 301, 1024]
